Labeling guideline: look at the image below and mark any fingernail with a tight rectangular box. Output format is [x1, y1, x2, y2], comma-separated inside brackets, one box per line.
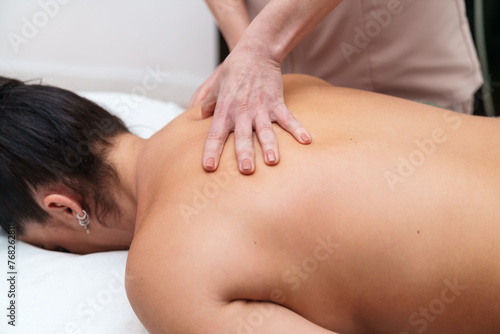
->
[242, 159, 252, 172]
[206, 157, 215, 169]
[300, 133, 311, 143]
[267, 150, 276, 163]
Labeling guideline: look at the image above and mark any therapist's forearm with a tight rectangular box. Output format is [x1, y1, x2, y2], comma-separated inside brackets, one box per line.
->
[240, 0, 343, 62]
[204, 0, 250, 51]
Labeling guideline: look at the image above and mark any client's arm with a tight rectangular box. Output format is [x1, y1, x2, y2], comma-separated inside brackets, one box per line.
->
[125, 233, 338, 334]
[127, 292, 338, 334]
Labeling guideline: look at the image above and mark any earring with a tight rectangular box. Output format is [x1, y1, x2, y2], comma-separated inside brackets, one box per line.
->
[77, 210, 90, 235]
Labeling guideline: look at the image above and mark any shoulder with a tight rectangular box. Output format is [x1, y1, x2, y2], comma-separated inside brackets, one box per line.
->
[124, 220, 217, 332]
[124, 214, 251, 331]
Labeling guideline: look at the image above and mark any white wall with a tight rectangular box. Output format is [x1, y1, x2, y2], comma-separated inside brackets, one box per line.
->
[0, 0, 218, 106]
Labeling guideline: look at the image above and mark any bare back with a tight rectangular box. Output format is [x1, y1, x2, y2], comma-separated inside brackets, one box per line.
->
[126, 75, 500, 334]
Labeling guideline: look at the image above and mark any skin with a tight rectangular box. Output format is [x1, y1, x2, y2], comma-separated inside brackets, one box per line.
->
[193, 0, 342, 175]
[202, 0, 250, 51]
[21, 75, 500, 333]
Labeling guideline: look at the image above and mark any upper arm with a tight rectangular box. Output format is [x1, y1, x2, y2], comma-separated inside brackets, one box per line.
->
[211, 300, 340, 334]
[128, 279, 338, 334]
[125, 229, 338, 334]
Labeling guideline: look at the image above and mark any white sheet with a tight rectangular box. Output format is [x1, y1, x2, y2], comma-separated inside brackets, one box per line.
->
[0, 92, 185, 334]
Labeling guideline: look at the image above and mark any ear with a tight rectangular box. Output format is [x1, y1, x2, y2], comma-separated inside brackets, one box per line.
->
[43, 194, 83, 220]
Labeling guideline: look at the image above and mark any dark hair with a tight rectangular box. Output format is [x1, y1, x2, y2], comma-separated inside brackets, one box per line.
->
[0, 77, 130, 235]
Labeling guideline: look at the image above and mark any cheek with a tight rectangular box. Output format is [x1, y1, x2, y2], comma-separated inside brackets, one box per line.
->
[18, 224, 51, 249]
[56, 233, 90, 254]
[21, 224, 77, 252]
[61, 233, 107, 254]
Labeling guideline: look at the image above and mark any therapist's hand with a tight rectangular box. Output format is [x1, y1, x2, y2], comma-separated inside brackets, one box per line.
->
[192, 44, 312, 175]
[188, 63, 222, 111]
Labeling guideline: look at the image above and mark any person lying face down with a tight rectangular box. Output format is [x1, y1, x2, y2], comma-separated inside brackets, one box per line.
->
[0, 77, 137, 253]
[1, 75, 500, 333]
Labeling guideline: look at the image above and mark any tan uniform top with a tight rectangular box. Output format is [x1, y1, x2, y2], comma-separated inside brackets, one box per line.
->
[246, 0, 483, 110]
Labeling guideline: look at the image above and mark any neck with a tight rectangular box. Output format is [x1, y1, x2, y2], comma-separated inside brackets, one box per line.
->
[104, 133, 146, 247]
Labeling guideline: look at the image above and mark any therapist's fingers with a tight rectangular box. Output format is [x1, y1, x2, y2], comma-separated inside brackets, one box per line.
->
[202, 112, 232, 172]
[201, 90, 218, 119]
[271, 105, 312, 145]
[188, 63, 223, 109]
[254, 113, 279, 166]
[188, 80, 212, 109]
[234, 113, 256, 175]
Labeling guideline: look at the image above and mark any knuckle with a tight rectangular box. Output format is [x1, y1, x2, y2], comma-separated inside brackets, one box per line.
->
[235, 136, 254, 154]
[236, 103, 251, 118]
[214, 105, 229, 118]
[236, 148, 254, 159]
[280, 111, 296, 127]
[277, 114, 300, 132]
[206, 131, 225, 142]
[234, 130, 252, 141]
[214, 102, 236, 121]
[257, 125, 275, 140]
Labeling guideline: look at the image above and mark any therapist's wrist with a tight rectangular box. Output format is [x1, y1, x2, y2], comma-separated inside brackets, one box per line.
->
[236, 28, 286, 65]
[223, 23, 248, 51]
